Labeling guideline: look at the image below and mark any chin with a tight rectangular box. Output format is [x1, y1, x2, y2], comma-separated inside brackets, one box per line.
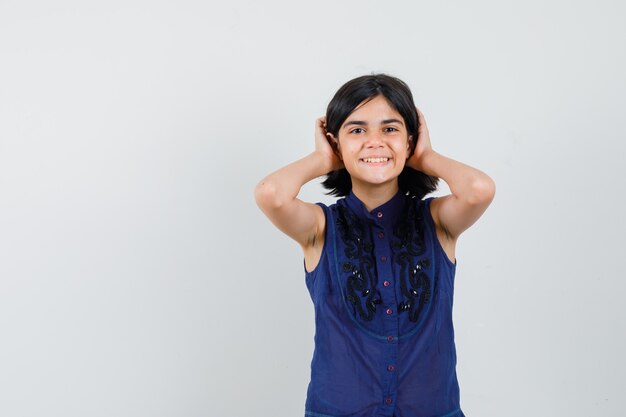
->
[355, 175, 400, 187]
[363, 171, 403, 184]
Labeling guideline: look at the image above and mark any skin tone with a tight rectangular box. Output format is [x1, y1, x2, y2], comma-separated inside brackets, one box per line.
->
[255, 95, 495, 271]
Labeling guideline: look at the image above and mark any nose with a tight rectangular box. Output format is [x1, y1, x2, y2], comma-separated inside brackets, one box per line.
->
[364, 131, 384, 147]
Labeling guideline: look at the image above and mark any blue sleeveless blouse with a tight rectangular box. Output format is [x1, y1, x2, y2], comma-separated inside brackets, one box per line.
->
[304, 190, 464, 417]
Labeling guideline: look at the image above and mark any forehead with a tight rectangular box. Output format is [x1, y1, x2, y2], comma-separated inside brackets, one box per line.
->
[342, 96, 403, 126]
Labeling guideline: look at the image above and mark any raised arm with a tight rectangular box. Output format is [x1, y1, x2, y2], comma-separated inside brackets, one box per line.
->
[406, 109, 495, 257]
[254, 117, 343, 253]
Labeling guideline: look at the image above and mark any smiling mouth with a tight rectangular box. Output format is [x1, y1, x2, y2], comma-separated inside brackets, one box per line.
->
[361, 157, 390, 163]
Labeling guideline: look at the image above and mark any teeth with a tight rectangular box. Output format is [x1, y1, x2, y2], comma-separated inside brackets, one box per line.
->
[363, 157, 389, 163]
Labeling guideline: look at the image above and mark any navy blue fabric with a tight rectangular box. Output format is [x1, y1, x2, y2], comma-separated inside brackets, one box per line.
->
[304, 190, 465, 417]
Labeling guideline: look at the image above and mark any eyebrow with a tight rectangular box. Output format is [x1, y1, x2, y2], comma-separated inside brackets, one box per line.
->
[342, 118, 405, 128]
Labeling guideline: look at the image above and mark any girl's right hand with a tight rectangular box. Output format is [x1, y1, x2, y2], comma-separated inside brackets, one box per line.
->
[314, 116, 344, 172]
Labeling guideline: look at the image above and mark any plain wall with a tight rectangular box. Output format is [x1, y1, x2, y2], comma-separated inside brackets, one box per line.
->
[1, 1, 625, 416]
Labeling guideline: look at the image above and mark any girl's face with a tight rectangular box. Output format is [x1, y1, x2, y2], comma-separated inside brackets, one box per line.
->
[334, 95, 411, 193]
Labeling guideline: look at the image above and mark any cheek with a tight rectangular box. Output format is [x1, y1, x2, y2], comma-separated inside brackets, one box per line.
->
[337, 140, 357, 160]
[394, 142, 410, 159]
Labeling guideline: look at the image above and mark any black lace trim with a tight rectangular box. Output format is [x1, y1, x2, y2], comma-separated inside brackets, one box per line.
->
[336, 205, 380, 321]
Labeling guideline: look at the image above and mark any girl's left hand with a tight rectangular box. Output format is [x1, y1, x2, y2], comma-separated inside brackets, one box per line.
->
[406, 107, 435, 172]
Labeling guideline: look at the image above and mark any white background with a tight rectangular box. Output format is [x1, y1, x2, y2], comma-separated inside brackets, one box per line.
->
[1, 1, 625, 416]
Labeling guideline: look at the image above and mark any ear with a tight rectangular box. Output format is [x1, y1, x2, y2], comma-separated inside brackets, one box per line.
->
[406, 135, 413, 158]
[327, 132, 343, 159]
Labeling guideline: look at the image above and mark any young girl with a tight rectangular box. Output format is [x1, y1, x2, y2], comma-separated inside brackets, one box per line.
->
[255, 74, 495, 417]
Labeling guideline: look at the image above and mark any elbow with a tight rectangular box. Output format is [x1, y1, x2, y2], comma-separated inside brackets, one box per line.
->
[466, 176, 496, 206]
[254, 180, 284, 211]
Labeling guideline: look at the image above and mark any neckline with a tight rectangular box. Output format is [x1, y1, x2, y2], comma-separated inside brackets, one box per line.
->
[344, 189, 406, 227]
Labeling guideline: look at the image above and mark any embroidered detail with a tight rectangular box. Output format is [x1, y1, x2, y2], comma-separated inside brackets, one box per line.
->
[391, 197, 426, 252]
[336, 206, 379, 321]
[332, 198, 437, 328]
[392, 199, 435, 323]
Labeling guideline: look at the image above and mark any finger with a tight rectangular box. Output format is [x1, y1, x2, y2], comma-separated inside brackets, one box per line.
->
[316, 118, 327, 132]
[415, 107, 425, 122]
[416, 109, 429, 133]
